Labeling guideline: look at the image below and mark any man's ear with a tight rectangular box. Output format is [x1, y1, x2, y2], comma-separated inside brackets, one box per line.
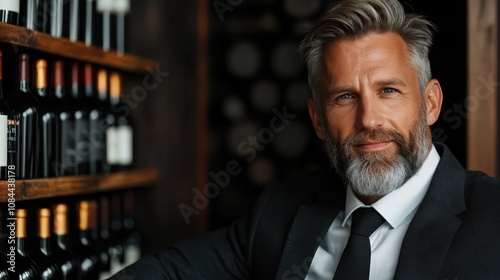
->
[424, 79, 443, 126]
[308, 99, 326, 140]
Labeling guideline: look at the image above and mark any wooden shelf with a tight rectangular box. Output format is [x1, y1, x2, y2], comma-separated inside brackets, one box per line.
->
[0, 22, 157, 73]
[0, 169, 158, 202]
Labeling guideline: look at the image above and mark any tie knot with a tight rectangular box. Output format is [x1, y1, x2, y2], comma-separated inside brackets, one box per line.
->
[350, 207, 385, 237]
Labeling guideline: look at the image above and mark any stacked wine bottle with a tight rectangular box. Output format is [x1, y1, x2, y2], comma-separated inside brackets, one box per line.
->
[0, 191, 141, 280]
[0, 0, 129, 53]
[0, 49, 134, 179]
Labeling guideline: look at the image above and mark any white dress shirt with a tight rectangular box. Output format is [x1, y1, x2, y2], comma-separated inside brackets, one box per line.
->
[305, 145, 441, 280]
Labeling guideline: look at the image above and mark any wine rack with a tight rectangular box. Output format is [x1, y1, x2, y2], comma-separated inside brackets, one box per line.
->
[0, 21, 159, 201]
[0, 169, 158, 202]
[0, 22, 156, 72]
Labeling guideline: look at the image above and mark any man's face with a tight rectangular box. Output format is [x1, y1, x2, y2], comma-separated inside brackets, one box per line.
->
[308, 32, 443, 199]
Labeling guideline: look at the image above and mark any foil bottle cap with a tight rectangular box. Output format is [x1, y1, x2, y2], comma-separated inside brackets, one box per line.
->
[36, 59, 48, 89]
[38, 208, 51, 238]
[53, 204, 68, 235]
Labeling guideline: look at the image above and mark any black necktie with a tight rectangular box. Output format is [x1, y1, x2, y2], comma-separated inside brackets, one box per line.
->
[333, 207, 385, 280]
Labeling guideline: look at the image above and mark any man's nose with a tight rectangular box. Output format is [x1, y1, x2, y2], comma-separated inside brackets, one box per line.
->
[355, 95, 385, 130]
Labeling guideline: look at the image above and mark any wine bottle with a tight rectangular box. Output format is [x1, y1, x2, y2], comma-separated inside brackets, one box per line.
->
[114, 0, 130, 55]
[24, 0, 37, 30]
[98, 195, 125, 278]
[31, 208, 63, 280]
[69, 0, 80, 41]
[108, 72, 133, 171]
[36, 0, 50, 33]
[0, 50, 10, 180]
[35, 59, 58, 178]
[73, 201, 100, 280]
[52, 203, 81, 280]
[89, 68, 109, 174]
[88, 200, 111, 279]
[109, 193, 125, 273]
[96, 0, 114, 51]
[96, 196, 112, 279]
[15, 209, 41, 279]
[50, 0, 63, 37]
[83, 0, 97, 46]
[9, 53, 39, 179]
[0, 1, 20, 25]
[122, 191, 141, 266]
[53, 60, 76, 176]
[72, 62, 90, 175]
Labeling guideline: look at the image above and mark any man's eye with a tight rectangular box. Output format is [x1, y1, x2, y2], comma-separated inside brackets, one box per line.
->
[382, 88, 396, 94]
[338, 94, 353, 100]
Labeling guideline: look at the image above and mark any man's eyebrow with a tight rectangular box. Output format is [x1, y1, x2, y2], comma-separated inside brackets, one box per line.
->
[374, 78, 409, 88]
[328, 79, 409, 94]
[329, 86, 356, 94]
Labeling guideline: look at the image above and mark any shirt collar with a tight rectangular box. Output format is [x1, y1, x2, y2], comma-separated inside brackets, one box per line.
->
[343, 145, 441, 228]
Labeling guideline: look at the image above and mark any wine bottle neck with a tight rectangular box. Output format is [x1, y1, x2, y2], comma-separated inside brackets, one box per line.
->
[85, 85, 93, 99]
[54, 86, 65, 99]
[16, 238, 29, 257]
[38, 237, 52, 256]
[36, 87, 48, 99]
[71, 84, 81, 99]
[18, 80, 31, 94]
[79, 230, 92, 246]
[54, 233, 70, 251]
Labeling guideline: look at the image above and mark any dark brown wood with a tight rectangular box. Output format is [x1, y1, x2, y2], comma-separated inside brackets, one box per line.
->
[0, 22, 157, 73]
[194, 0, 210, 233]
[0, 169, 158, 202]
[467, 0, 498, 176]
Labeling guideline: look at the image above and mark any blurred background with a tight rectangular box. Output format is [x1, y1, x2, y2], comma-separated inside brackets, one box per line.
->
[126, 0, 495, 255]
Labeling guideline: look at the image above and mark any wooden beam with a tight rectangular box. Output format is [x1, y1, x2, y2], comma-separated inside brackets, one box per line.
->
[0, 169, 157, 202]
[0, 22, 157, 73]
[467, 0, 498, 176]
[195, 0, 210, 232]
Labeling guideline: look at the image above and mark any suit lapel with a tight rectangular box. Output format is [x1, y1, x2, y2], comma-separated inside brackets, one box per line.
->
[275, 175, 345, 280]
[394, 143, 467, 279]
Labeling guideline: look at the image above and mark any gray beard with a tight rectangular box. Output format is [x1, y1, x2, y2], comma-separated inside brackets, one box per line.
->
[323, 111, 430, 197]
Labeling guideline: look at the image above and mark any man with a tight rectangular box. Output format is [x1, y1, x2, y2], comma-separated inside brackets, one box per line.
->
[114, 0, 500, 279]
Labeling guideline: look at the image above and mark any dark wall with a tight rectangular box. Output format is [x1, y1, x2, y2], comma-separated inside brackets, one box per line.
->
[126, 0, 208, 252]
[402, 0, 468, 164]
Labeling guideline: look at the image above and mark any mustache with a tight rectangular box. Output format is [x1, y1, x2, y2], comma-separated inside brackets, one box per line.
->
[343, 129, 406, 148]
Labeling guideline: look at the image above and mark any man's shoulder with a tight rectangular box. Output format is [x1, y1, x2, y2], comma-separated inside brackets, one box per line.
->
[463, 170, 500, 212]
[465, 170, 500, 194]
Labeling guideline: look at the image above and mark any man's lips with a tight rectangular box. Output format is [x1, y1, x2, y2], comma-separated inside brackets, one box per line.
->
[354, 140, 392, 152]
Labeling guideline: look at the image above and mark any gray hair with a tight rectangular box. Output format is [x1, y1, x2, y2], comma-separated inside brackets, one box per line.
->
[298, 0, 435, 101]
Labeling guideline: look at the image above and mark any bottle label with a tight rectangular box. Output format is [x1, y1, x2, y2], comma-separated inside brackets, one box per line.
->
[114, 0, 130, 14]
[106, 126, 117, 164]
[0, 115, 7, 166]
[97, 0, 114, 12]
[116, 125, 132, 165]
[0, 1, 20, 13]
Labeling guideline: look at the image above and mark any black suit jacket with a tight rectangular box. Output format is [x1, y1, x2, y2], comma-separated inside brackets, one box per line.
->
[117, 143, 500, 280]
